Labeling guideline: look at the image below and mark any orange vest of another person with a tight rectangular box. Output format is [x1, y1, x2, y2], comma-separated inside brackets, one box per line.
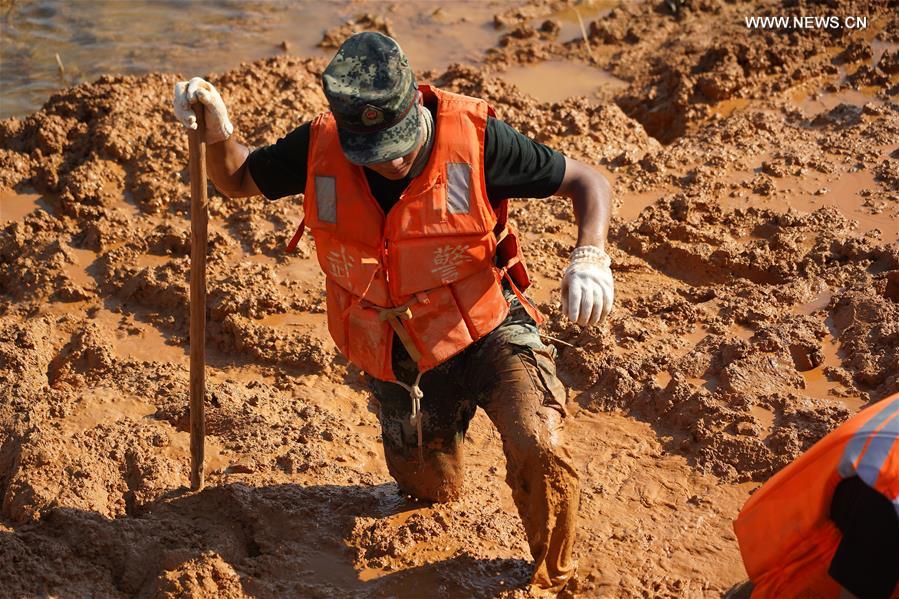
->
[733, 393, 899, 599]
[293, 85, 541, 382]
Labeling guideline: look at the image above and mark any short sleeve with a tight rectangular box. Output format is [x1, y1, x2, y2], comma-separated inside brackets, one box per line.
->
[246, 122, 312, 201]
[484, 117, 566, 206]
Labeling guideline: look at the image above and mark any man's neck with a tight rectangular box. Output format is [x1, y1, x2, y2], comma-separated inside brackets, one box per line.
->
[406, 104, 435, 180]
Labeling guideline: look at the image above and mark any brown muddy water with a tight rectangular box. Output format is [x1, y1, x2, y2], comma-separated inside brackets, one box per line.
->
[503, 59, 627, 103]
[1, 0, 624, 119]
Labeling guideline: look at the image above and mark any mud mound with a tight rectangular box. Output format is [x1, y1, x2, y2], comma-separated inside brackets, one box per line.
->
[0, 57, 326, 213]
[597, 1, 898, 143]
[2, 0, 898, 595]
[434, 64, 662, 165]
[557, 185, 898, 481]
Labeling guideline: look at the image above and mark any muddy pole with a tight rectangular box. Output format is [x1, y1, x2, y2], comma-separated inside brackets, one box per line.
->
[187, 106, 207, 491]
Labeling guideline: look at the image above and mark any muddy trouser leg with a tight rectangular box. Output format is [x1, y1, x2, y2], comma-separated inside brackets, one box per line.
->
[468, 334, 580, 591]
[368, 359, 475, 503]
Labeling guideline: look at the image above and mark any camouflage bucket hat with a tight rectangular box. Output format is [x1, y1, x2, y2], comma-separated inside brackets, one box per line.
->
[322, 32, 420, 165]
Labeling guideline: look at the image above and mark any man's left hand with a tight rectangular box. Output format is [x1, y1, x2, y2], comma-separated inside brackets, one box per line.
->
[561, 245, 614, 327]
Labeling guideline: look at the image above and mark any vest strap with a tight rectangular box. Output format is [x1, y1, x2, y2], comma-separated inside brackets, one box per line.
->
[496, 224, 509, 245]
[286, 216, 306, 253]
[499, 264, 544, 325]
[360, 297, 423, 362]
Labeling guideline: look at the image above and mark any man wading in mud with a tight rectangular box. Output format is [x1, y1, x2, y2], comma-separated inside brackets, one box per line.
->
[173, 32, 613, 592]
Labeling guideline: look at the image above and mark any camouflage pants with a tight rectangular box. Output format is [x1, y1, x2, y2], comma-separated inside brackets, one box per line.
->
[367, 291, 580, 591]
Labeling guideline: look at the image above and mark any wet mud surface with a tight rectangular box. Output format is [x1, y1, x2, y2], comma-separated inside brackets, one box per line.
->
[1, 0, 897, 597]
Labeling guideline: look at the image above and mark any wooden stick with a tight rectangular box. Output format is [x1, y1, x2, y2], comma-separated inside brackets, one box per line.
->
[574, 8, 597, 65]
[188, 107, 207, 491]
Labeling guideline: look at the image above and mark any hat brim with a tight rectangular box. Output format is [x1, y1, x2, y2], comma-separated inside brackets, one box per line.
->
[337, 104, 421, 166]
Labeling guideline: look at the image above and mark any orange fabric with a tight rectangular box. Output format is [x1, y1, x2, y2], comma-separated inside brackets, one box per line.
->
[303, 85, 538, 381]
[734, 393, 899, 599]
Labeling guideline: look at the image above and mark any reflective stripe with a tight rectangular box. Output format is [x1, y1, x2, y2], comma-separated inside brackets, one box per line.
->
[315, 176, 337, 223]
[446, 163, 471, 214]
[855, 413, 898, 487]
[838, 397, 899, 479]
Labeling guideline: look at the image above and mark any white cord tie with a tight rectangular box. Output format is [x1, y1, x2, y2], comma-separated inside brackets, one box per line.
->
[395, 371, 425, 462]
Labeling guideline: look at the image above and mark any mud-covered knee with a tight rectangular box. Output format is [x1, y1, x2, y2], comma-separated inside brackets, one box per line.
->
[516, 348, 569, 418]
[384, 448, 464, 503]
[400, 476, 463, 503]
[505, 417, 558, 462]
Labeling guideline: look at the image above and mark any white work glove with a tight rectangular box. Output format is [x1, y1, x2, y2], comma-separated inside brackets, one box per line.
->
[172, 77, 234, 144]
[561, 245, 614, 327]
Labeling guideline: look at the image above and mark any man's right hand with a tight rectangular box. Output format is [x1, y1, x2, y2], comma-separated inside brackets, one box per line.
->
[173, 77, 234, 144]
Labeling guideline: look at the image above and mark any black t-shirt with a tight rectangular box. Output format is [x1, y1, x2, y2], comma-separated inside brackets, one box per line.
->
[828, 475, 899, 598]
[246, 103, 566, 212]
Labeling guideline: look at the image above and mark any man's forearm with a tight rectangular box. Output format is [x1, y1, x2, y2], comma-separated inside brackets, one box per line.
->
[571, 176, 610, 249]
[558, 157, 611, 249]
[205, 137, 253, 198]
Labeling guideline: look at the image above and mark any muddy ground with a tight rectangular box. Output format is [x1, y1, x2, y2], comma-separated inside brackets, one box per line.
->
[1, 0, 897, 597]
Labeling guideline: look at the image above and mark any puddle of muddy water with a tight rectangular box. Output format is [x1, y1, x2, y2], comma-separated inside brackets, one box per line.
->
[502, 60, 627, 104]
[782, 168, 898, 241]
[795, 87, 884, 117]
[0, 0, 508, 119]
[801, 364, 839, 402]
[64, 386, 157, 433]
[540, 0, 618, 43]
[794, 288, 833, 316]
[255, 310, 328, 338]
[134, 253, 173, 270]
[731, 323, 754, 342]
[709, 98, 751, 118]
[242, 252, 325, 286]
[797, 317, 865, 412]
[0, 188, 52, 224]
[870, 38, 899, 68]
[89, 307, 189, 366]
[654, 370, 673, 389]
[670, 322, 718, 358]
[725, 153, 898, 241]
[522, 270, 558, 306]
[617, 188, 672, 222]
[749, 404, 775, 438]
[63, 243, 98, 288]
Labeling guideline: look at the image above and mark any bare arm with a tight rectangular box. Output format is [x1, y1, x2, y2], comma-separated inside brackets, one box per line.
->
[554, 156, 612, 249]
[206, 136, 261, 199]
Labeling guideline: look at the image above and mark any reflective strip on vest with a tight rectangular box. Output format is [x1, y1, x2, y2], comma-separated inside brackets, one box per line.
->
[837, 397, 899, 514]
[446, 162, 471, 214]
[316, 176, 337, 223]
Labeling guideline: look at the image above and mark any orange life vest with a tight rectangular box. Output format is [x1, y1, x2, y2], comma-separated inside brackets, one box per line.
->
[733, 393, 899, 599]
[291, 85, 541, 382]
